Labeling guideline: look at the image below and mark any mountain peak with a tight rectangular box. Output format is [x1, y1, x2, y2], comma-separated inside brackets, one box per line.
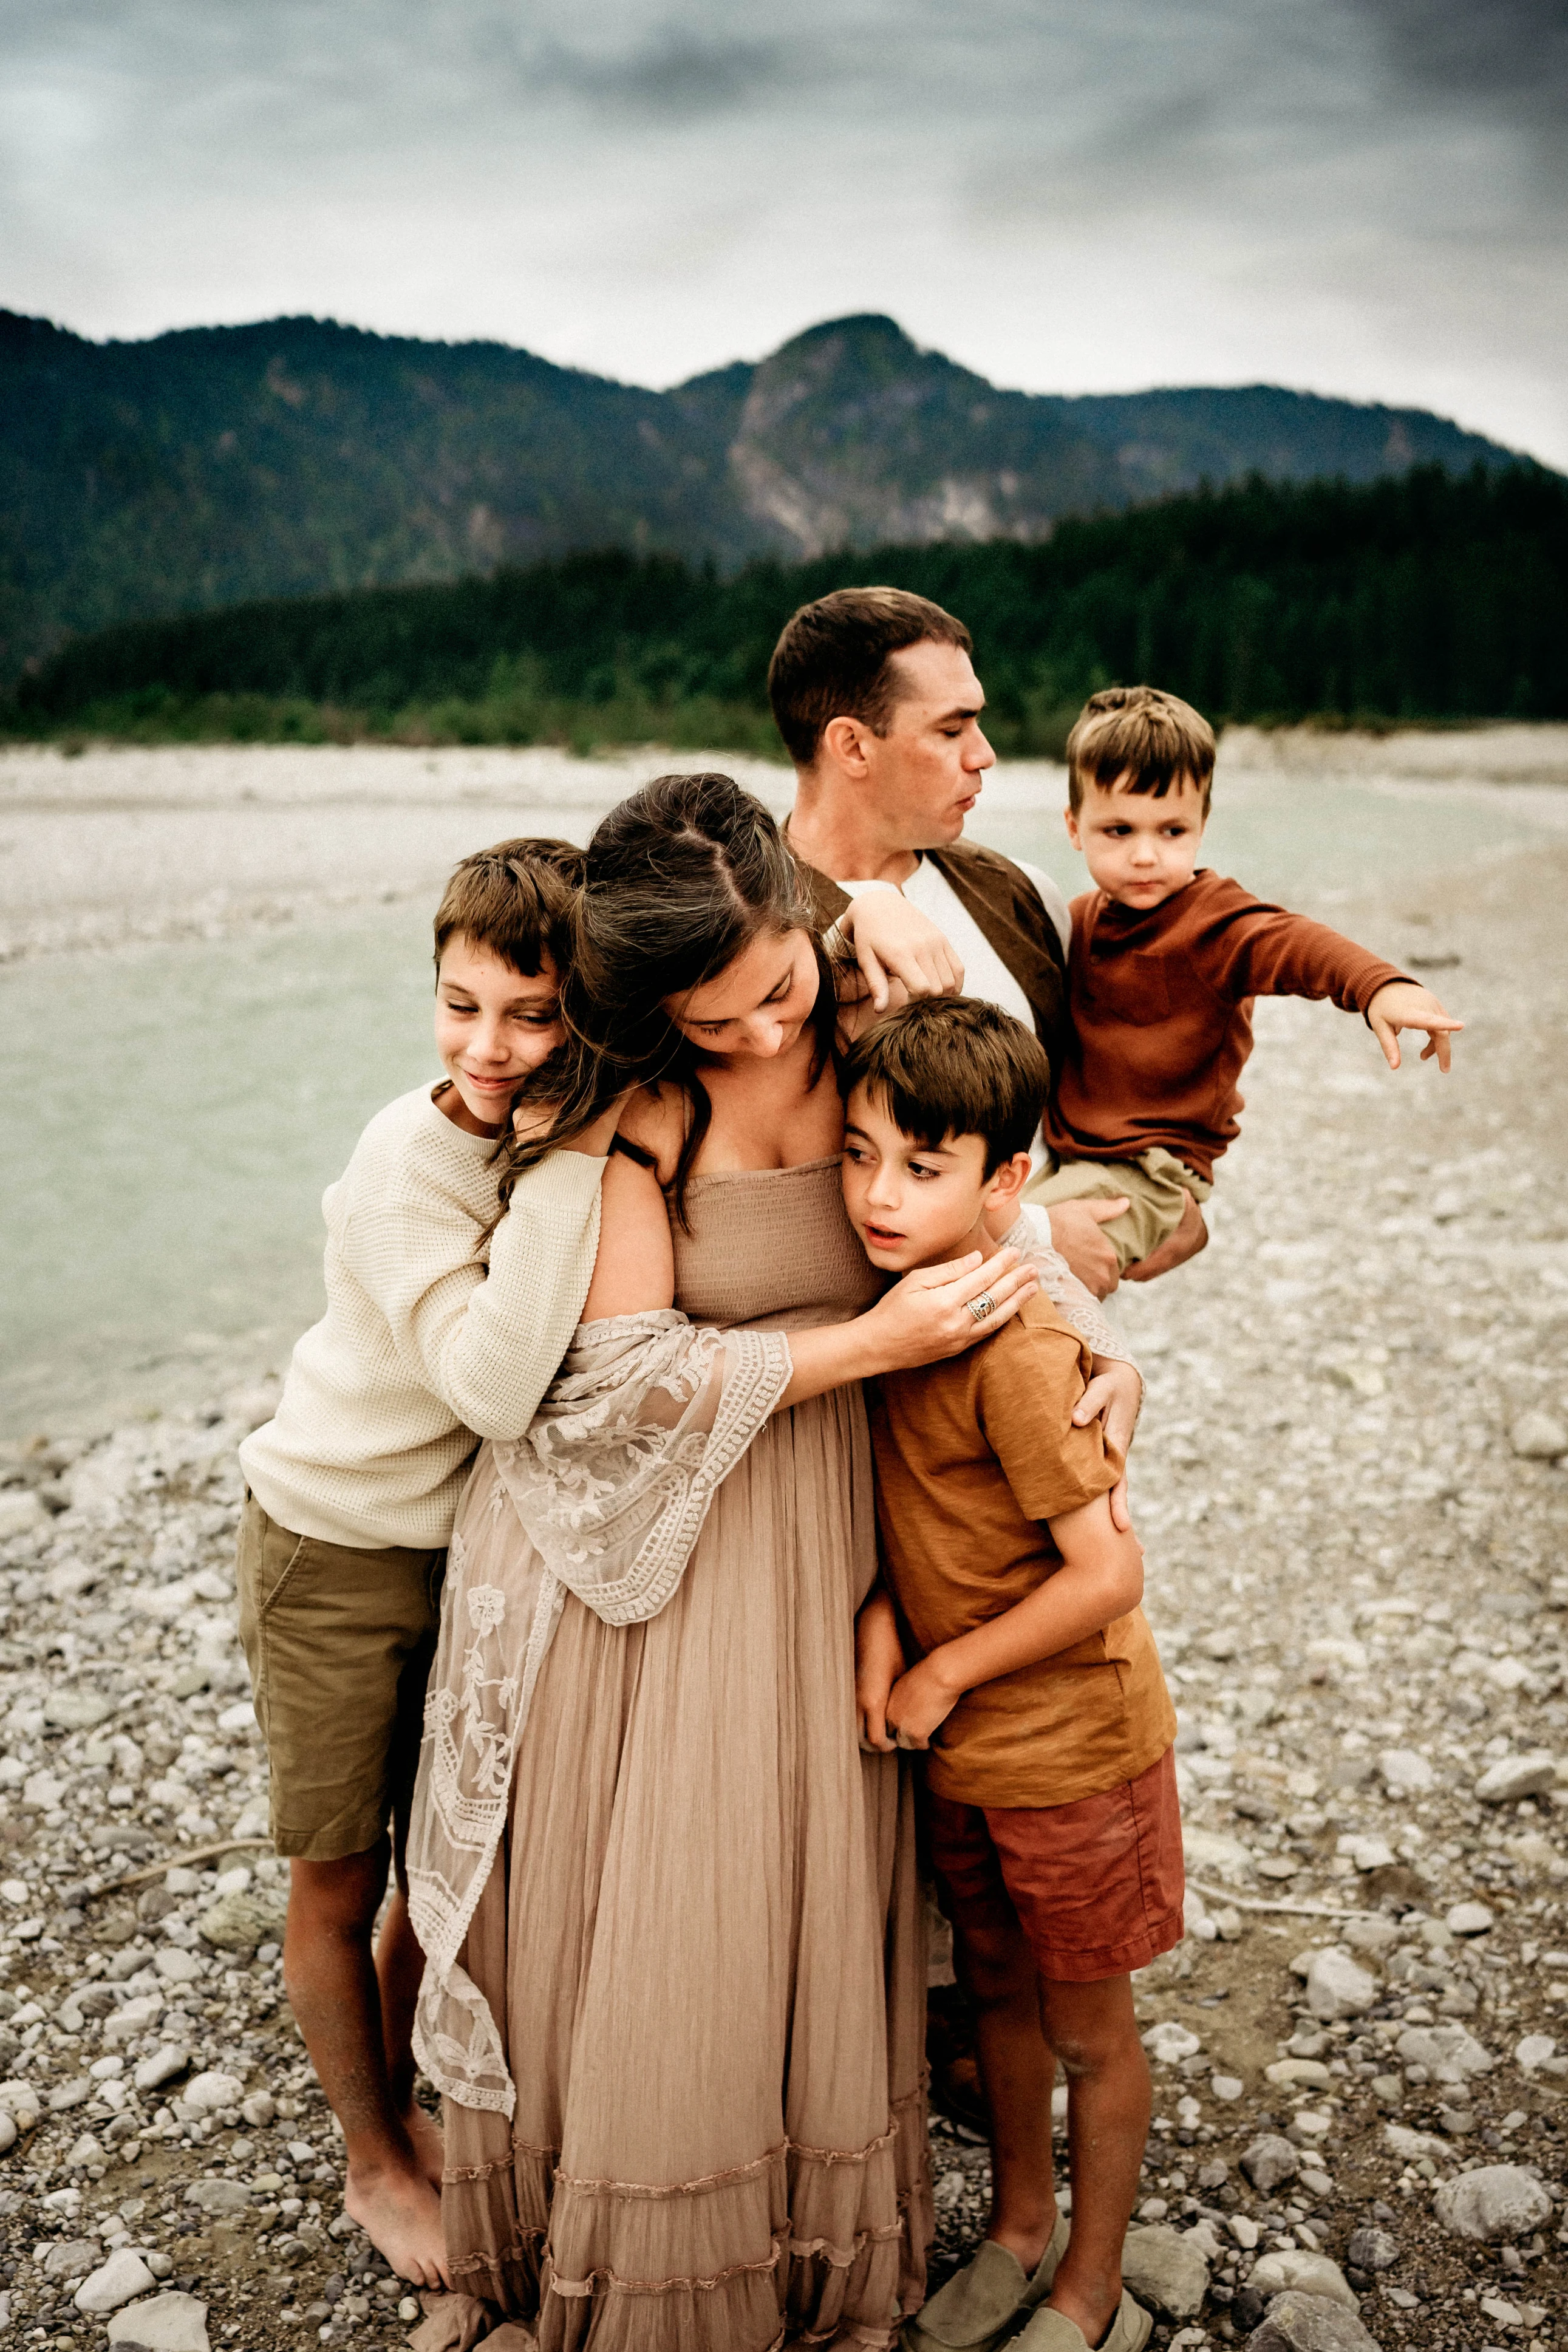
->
[0, 307, 1530, 673]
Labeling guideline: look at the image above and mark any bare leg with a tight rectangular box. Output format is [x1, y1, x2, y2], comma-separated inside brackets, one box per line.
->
[375, 1886, 445, 2186]
[1037, 1975, 1150, 2343]
[284, 1842, 448, 2287]
[1122, 1189, 1208, 1284]
[952, 1912, 1058, 2272]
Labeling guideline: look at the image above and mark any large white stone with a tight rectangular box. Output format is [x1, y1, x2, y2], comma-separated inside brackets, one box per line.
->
[1379, 1748, 1436, 1796]
[153, 1948, 203, 1985]
[183, 2178, 250, 2216]
[0, 1493, 47, 1541]
[1119, 2223, 1209, 2319]
[0, 2080, 39, 2127]
[1267, 2059, 1334, 2088]
[177, 2071, 244, 2117]
[104, 1994, 166, 2046]
[1434, 2164, 1553, 2243]
[1305, 1947, 1377, 2020]
[1394, 2023, 1493, 2082]
[1475, 1753, 1556, 1805]
[1183, 1825, 1254, 1878]
[1247, 2251, 1358, 2309]
[75, 2251, 157, 2314]
[132, 2046, 189, 2093]
[1249, 2291, 1381, 2351]
[1511, 1411, 1567, 1461]
[1142, 2020, 1202, 2064]
[107, 2291, 210, 2351]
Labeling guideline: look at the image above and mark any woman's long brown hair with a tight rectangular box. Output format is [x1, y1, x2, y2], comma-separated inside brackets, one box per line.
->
[493, 772, 840, 1230]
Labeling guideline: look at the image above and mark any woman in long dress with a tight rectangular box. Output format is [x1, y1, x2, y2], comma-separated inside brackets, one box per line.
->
[404, 775, 1135, 2351]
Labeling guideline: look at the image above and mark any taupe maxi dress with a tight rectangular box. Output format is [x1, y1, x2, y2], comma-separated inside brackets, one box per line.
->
[406, 1159, 933, 2351]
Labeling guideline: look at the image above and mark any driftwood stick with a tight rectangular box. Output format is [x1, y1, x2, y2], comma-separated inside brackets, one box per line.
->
[1188, 1878, 1377, 1923]
[87, 1836, 274, 1897]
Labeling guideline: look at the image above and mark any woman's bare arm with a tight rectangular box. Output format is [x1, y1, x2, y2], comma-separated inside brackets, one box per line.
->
[775, 1248, 1038, 1409]
[579, 1152, 675, 1320]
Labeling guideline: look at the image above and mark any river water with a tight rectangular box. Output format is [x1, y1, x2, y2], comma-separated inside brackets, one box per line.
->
[4, 731, 1567, 1438]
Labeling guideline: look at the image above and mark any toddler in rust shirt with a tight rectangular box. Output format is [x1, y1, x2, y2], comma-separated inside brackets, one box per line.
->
[844, 997, 1178, 2352]
[1026, 684, 1464, 1275]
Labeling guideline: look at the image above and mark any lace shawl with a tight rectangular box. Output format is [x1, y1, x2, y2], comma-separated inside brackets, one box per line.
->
[407, 1311, 793, 2116]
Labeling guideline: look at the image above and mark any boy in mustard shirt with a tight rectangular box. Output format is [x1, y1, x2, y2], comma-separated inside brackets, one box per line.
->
[844, 998, 1179, 2352]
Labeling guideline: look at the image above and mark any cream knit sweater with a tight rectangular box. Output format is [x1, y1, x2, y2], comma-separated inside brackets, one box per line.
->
[240, 1084, 605, 1550]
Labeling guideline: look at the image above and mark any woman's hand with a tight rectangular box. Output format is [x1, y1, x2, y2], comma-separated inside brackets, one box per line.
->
[1073, 1357, 1144, 1532]
[864, 1247, 1038, 1372]
[838, 888, 964, 1012]
[884, 1651, 963, 1751]
[855, 1586, 905, 1754]
[774, 1250, 1038, 1409]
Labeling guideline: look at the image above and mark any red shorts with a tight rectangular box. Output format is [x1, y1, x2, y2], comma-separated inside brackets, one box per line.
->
[926, 1747, 1184, 1984]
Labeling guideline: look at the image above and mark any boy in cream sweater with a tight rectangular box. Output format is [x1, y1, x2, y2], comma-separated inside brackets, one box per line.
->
[237, 838, 607, 2287]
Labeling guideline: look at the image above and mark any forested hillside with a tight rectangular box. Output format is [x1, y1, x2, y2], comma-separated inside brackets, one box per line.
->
[13, 466, 1564, 751]
[1, 308, 1525, 680]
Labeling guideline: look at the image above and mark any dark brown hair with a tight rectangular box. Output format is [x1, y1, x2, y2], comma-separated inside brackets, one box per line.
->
[841, 997, 1049, 1178]
[766, 587, 973, 767]
[432, 836, 584, 976]
[494, 774, 838, 1229]
[1065, 686, 1216, 816]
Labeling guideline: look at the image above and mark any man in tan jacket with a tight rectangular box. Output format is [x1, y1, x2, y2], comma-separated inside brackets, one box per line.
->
[772, 586, 1208, 1299]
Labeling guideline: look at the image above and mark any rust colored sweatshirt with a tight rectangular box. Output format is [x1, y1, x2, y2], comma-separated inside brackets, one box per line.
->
[1045, 869, 1409, 1181]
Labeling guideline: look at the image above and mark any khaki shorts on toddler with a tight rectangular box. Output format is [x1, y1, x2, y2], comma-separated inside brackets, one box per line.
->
[236, 1494, 444, 1863]
[1024, 1145, 1212, 1273]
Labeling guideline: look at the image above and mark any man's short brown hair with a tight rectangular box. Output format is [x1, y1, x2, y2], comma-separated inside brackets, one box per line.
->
[841, 997, 1049, 1178]
[1066, 686, 1217, 815]
[432, 836, 584, 977]
[767, 587, 972, 768]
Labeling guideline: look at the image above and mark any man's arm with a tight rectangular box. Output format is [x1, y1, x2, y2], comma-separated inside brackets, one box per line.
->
[834, 887, 966, 1009]
[883, 1490, 1144, 1748]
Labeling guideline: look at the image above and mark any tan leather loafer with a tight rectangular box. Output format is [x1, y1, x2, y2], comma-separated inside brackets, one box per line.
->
[901, 2215, 1071, 2352]
[1012, 2288, 1153, 2352]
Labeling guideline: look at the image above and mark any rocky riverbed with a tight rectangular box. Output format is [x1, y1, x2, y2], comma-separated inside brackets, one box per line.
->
[0, 827, 1565, 2352]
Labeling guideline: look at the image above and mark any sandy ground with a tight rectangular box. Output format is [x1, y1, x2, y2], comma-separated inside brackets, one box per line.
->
[0, 735, 1566, 2351]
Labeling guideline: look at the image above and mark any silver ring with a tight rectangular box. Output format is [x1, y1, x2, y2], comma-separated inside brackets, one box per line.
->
[967, 1292, 997, 1323]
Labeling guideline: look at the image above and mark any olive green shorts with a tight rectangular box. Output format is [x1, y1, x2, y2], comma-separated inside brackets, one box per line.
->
[1024, 1147, 1213, 1273]
[235, 1493, 445, 1864]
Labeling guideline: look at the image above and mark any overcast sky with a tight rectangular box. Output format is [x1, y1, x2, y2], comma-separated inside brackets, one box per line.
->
[4, 0, 1566, 465]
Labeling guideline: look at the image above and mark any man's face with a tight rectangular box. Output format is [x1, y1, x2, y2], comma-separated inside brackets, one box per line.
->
[859, 639, 996, 852]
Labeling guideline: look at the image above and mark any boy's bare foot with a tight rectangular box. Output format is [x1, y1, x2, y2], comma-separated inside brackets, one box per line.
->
[344, 2159, 450, 2289]
[401, 2098, 446, 2188]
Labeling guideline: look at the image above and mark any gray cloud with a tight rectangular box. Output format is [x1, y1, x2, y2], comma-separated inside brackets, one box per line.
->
[0, 0, 1563, 465]
[528, 26, 787, 117]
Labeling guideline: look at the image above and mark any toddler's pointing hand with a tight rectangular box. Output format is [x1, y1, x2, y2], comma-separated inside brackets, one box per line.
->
[1366, 979, 1464, 1074]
